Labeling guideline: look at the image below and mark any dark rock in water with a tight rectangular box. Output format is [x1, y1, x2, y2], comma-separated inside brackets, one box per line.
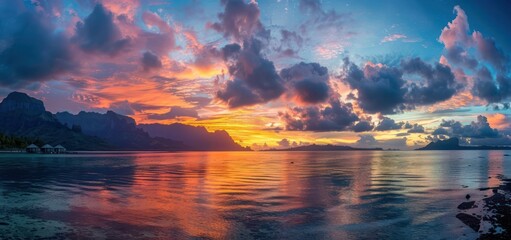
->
[504, 154, 510, 156]
[290, 162, 294, 164]
[0, 222, 8, 225]
[456, 213, 480, 232]
[479, 187, 491, 191]
[457, 201, 476, 210]
[466, 194, 471, 200]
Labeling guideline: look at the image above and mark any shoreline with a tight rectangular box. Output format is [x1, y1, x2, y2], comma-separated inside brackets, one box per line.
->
[456, 176, 511, 239]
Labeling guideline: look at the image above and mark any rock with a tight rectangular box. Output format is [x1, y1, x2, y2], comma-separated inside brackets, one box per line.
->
[466, 194, 471, 200]
[458, 201, 476, 210]
[0, 222, 8, 226]
[456, 213, 480, 232]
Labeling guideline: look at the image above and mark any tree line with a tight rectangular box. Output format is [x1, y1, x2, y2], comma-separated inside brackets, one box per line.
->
[0, 133, 43, 150]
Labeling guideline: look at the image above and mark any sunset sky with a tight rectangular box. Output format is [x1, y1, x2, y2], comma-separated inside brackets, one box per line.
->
[0, 0, 510, 149]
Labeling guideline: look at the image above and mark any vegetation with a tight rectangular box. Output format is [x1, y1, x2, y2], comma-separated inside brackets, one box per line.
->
[0, 133, 43, 150]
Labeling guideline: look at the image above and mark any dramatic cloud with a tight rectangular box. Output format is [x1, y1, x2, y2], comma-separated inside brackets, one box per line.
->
[351, 120, 373, 132]
[217, 39, 285, 108]
[280, 62, 330, 104]
[279, 98, 359, 132]
[209, 0, 264, 42]
[341, 57, 460, 114]
[439, 6, 510, 103]
[401, 57, 460, 105]
[147, 106, 199, 120]
[407, 123, 425, 133]
[374, 117, 404, 131]
[141, 51, 162, 71]
[0, 11, 75, 88]
[341, 58, 407, 114]
[437, 115, 499, 138]
[74, 4, 130, 56]
[472, 66, 511, 103]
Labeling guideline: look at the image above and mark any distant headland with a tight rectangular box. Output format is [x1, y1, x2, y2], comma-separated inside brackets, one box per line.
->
[416, 137, 511, 150]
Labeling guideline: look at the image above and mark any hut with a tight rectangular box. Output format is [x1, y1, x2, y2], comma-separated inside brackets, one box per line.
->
[26, 144, 40, 153]
[41, 144, 54, 154]
[54, 145, 67, 154]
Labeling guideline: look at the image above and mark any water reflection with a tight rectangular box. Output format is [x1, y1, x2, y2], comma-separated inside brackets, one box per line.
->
[0, 151, 510, 239]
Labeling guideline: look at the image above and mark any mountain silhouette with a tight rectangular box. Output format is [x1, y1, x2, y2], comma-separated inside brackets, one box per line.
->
[0, 92, 248, 151]
[417, 137, 511, 150]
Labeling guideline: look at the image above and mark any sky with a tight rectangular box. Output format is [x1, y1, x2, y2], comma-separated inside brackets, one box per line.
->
[0, 0, 511, 150]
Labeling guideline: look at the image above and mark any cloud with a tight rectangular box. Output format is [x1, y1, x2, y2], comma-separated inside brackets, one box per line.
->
[277, 138, 290, 148]
[0, 10, 75, 88]
[472, 66, 511, 103]
[341, 57, 461, 114]
[141, 11, 176, 54]
[351, 120, 373, 132]
[216, 39, 285, 108]
[407, 123, 425, 133]
[279, 97, 360, 132]
[280, 62, 330, 104]
[141, 51, 162, 71]
[208, 0, 265, 42]
[438, 115, 499, 138]
[381, 34, 407, 43]
[354, 134, 407, 150]
[374, 117, 404, 131]
[74, 4, 130, 56]
[147, 106, 199, 120]
[341, 58, 407, 114]
[439, 6, 510, 104]
[298, 0, 347, 34]
[274, 30, 303, 57]
[401, 57, 461, 105]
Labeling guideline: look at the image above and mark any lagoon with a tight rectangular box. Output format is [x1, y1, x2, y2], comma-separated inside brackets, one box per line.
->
[0, 151, 510, 239]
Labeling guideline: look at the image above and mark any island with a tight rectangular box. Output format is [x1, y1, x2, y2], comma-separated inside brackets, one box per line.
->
[416, 137, 511, 150]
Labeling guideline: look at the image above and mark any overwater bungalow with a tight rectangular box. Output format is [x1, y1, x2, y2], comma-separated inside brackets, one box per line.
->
[41, 144, 54, 154]
[26, 144, 40, 153]
[54, 145, 67, 154]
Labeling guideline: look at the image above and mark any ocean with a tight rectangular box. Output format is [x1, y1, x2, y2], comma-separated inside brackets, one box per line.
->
[0, 151, 510, 239]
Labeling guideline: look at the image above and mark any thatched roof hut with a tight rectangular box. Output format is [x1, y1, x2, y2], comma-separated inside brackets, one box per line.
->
[41, 144, 54, 153]
[26, 144, 40, 153]
[54, 145, 66, 153]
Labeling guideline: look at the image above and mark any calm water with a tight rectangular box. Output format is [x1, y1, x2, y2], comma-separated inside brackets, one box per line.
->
[0, 151, 510, 239]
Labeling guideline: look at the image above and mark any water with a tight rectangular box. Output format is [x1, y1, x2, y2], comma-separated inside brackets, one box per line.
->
[0, 151, 510, 239]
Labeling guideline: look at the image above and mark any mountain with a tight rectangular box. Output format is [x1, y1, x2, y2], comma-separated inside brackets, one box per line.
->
[55, 111, 185, 150]
[417, 137, 511, 150]
[0, 92, 109, 150]
[0, 91, 248, 151]
[139, 123, 249, 151]
[266, 144, 383, 151]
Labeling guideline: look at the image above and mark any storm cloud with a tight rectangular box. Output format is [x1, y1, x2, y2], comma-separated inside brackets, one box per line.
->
[280, 62, 330, 104]
[74, 4, 130, 56]
[402, 58, 460, 105]
[341, 58, 407, 114]
[217, 39, 285, 108]
[279, 98, 360, 132]
[0, 11, 75, 88]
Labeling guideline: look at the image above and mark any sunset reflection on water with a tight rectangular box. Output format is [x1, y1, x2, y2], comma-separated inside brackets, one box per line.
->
[0, 151, 510, 239]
